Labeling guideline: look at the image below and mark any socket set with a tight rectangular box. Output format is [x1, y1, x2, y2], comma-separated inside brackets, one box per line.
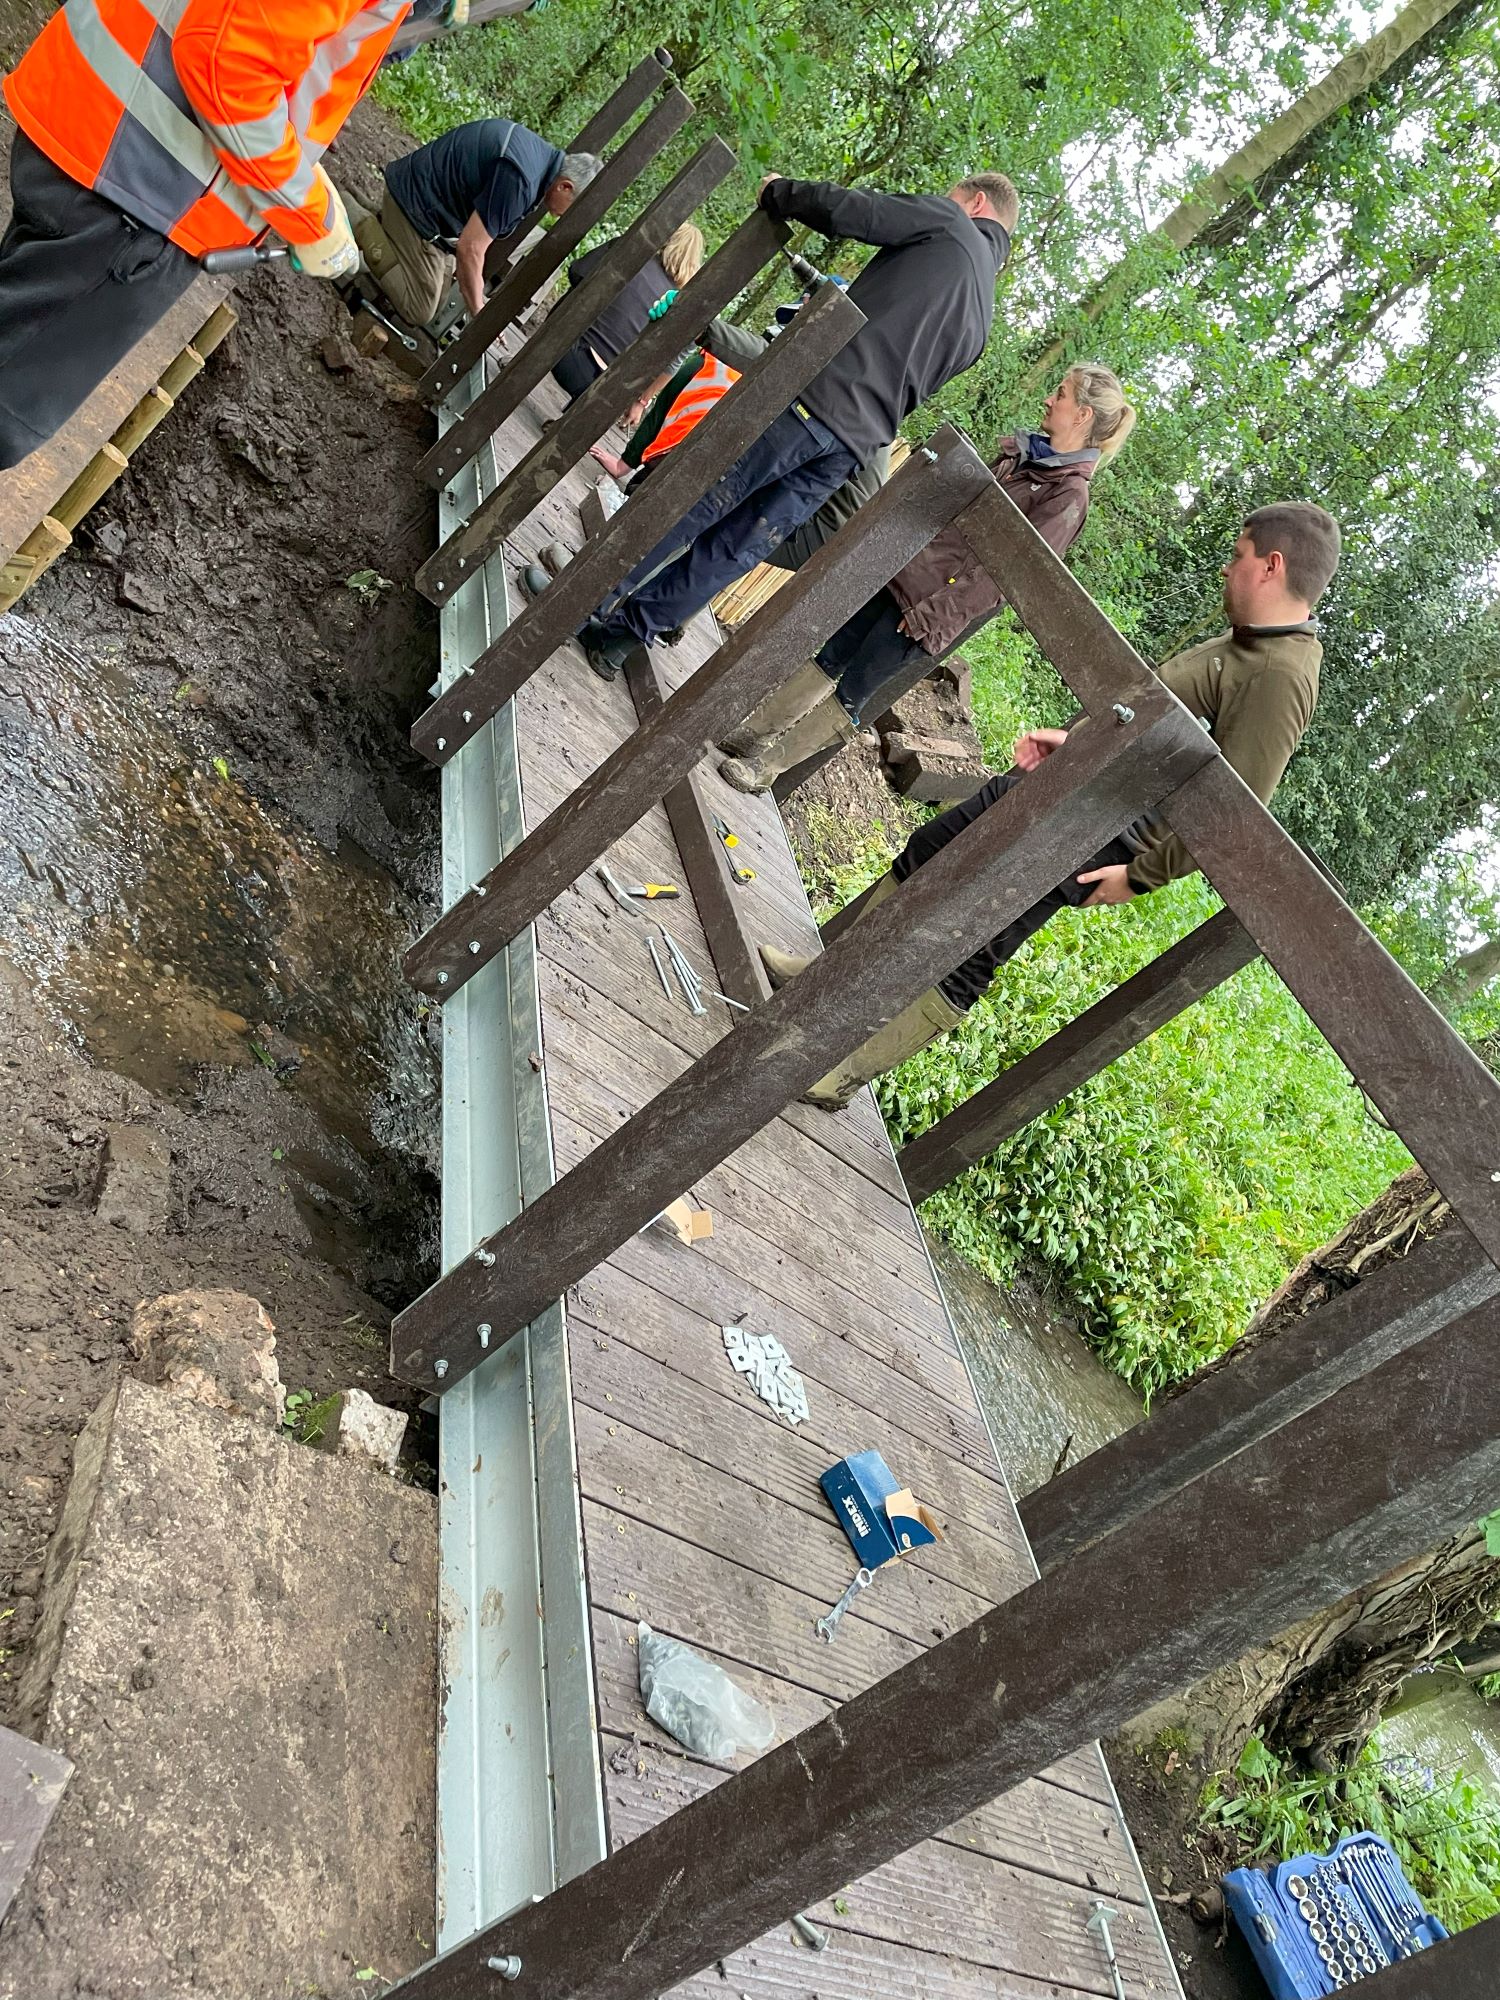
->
[1224, 1832, 1448, 1997]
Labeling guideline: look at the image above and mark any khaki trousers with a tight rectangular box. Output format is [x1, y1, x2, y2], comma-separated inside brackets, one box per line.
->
[353, 190, 450, 328]
[803, 874, 966, 1106]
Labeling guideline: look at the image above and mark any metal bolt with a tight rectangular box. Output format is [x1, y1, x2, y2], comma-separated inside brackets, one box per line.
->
[462, 709, 473, 723]
[1085, 1902, 1126, 2000]
[434, 1358, 449, 1379]
[790, 1913, 829, 1952]
[475, 1248, 496, 1267]
[468, 940, 482, 954]
[1111, 702, 1135, 724]
[920, 445, 937, 462]
[458, 556, 467, 570]
[436, 971, 449, 986]
[436, 583, 446, 595]
[1491, 1170, 1500, 1183]
[486, 1957, 522, 1980]
[474, 885, 488, 898]
[437, 737, 447, 751]
[478, 1323, 492, 1348]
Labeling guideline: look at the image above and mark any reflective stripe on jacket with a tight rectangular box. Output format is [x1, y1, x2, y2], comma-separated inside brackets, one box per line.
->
[4, 0, 410, 257]
[642, 354, 740, 462]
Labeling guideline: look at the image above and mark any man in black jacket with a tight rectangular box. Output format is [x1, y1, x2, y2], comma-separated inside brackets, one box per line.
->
[577, 171, 1017, 680]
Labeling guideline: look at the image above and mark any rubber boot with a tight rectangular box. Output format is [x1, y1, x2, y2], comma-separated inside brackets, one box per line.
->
[803, 984, 966, 1110]
[719, 693, 855, 795]
[758, 943, 813, 988]
[718, 660, 834, 758]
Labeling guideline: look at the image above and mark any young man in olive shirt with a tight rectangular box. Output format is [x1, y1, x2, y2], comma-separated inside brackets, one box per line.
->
[761, 502, 1342, 1109]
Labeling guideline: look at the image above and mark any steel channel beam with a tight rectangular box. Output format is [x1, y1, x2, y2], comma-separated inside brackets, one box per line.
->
[430, 363, 605, 1947]
[411, 277, 860, 737]
[1021, 1220, 1500, 1570]
[420, 86, 694, 403]
[413, 209, 790, 610]
[1164, 756, 1500, 1268]
[420, 139, 735, 489]
[405, 430, 994, 1002]
[389, 693, 1217, 1388]
[897, 907, 1260, 1202]
[623, 645, 772, 1010]
[383, 1292, 1500, 2000]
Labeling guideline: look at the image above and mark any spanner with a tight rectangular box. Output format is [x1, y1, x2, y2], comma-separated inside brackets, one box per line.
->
[815, 1567, 873, 1642]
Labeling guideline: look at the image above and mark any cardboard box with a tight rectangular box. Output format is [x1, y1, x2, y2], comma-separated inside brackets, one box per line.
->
[820, 1449, 942, 1570]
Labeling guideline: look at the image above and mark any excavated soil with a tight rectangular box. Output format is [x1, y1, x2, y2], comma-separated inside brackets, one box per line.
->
[0, 95, 447, 1725]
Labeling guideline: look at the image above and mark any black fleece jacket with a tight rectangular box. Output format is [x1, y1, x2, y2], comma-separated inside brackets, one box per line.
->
[757, 179, 1010, 459]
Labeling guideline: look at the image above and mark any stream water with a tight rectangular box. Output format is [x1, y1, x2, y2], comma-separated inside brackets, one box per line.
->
[0, 610, 439, 1252]
[1383, 1670, 1500, 1806]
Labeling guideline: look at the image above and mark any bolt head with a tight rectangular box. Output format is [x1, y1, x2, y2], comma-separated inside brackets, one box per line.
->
[436, 737, 447, 751]
[434, 1358, 449, 1379]
[478, 1323, 492, 1346]
[468, 940, 482, 954]
[462, 710, 473, 723]
[436, 971, 449, 986]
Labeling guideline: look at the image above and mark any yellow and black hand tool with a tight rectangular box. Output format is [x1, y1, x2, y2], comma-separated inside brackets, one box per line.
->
[711, 814, 755, 884]
[624, 881, 681, 900]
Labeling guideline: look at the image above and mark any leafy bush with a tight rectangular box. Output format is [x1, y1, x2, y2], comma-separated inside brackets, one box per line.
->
[1201, 1734, 1500, 1935]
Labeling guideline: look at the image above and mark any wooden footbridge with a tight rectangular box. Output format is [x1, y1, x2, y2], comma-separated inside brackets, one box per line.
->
[384, 54, 1498, 2000]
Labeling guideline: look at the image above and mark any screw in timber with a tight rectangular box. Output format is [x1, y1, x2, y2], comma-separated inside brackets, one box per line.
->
[1112, 703, 1135, 724]
[486, 1958, 522, 1981]
[920, 445, 938, 462]
[462, 710, 473, 723]
[436, 737, 447, 751]
[468, 941, 482, 955]
[434, 1358, 449, 1380]
[436, 971, 450, 986]
[478, 1323, 492, 1348]
[475, 1248, 497, 1267]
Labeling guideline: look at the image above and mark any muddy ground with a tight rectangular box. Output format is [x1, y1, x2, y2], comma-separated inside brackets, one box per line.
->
[0, 93, 447, 1727]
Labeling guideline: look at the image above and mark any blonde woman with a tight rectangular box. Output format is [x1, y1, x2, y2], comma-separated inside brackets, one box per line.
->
[552, 221, 705, 400]
[718, 363, 1136, 792]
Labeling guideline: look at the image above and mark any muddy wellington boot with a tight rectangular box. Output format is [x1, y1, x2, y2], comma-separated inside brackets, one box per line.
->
[718, 660, 834, 759]
[720, 693, 856, 795]
[801, 983, 967, 1110]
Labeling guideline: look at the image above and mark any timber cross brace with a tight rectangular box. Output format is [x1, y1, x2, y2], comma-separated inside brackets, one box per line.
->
[391, 78, 1500, 1989]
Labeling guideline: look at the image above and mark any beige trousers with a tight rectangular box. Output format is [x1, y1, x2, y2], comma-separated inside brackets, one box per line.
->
[353, 190, 451, 328]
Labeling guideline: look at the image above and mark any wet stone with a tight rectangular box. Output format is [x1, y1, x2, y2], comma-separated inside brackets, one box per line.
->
[116, 572, 165, 617]
[92, 1123, 170, 1233]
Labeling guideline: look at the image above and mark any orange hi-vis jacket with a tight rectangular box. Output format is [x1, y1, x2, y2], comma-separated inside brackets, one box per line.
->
[642, 353, 740, 463]
[4, 0, 411, 258]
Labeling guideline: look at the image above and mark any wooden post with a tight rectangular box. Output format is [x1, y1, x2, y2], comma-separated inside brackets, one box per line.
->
[1020, 1220, 1499, 1569]
[420, 84, 695, 402]
[419, 139, 736, 488]
[109, 385, 174, 459]
[51, 444, 129, 532]
[157, 345, 206, 401]
[381, 1295, 1500, 2000]
[624, 647, 772, 1009]
[1165, 756, 1500, 1267]
[391, 693, 1216, 1387]
[897, 907, 1260, 1201]
[187, 300, 238, 359]
[413, 210, 792, 609]
[405, 432, 993, 999]
[410, 282, 863, 750]
[0, 517, 71, 613]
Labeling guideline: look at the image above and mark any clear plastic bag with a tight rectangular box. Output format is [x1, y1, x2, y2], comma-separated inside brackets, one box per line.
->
[637, 1622, 775, 1760]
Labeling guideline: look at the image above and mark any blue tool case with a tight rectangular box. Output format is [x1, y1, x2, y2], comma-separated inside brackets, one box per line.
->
[1224, 1832, 1447, 1996]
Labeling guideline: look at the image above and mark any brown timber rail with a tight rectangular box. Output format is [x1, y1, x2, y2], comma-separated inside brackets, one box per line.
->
[386, 1295, 1500, 1997]
[389, 105, 1500, 1992]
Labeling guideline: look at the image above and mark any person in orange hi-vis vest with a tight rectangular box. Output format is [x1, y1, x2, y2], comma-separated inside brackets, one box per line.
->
[0, 0, 412, 470]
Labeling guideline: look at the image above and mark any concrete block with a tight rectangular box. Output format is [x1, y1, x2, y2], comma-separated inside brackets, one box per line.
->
[932, 652, 972, 710]
[304, 1386, 408, 1474]
[0, 1378, 436, 2000]
[131, 1288, 285, 1429]
[93, 1123, 171, 1232]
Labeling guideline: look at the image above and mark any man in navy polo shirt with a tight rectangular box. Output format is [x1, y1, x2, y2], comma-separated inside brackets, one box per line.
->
[347, 119, 600, 326]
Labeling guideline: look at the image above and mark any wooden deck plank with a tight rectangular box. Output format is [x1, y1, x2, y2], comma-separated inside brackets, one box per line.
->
[564, 1295, 1022, 1572]
[488, 376, 1178, 1999]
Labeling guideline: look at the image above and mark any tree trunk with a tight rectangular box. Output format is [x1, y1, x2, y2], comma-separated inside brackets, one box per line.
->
[1015, 0, 1477, 397]
[1129, 1168, 1500, 1769]
[1428, 934, 1500, 1015]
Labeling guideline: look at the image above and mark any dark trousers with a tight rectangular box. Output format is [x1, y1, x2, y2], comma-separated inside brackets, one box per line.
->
[551, 337, 603, 401]
[599, 404, 857, 645]
[0, 133, 199, 471]
[894, 766, 1138, 1011]
[815, 587, 924, 723]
